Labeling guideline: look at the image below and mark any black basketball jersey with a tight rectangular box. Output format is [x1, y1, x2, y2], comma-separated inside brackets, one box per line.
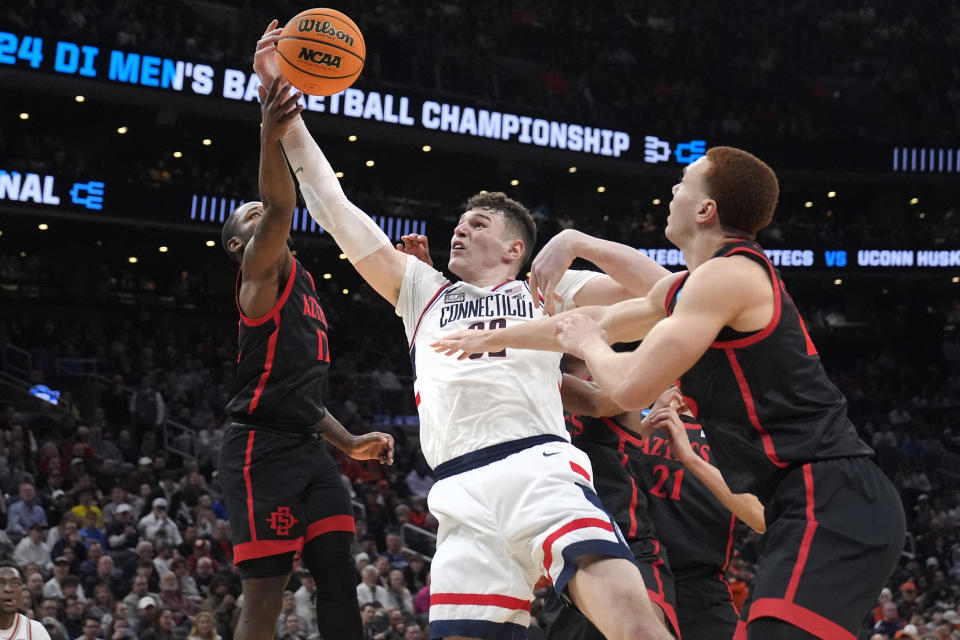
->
[665, 240, 873, 504]
[564, 412, 657, 542]
[226, 259, 331, 432]
[636, 414, 736, 575]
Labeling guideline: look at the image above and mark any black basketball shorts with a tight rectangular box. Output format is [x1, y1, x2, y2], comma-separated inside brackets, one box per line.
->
[735, 456, 905, 640]
[674, 571, 739, 640]
[218, 424, 355, 578]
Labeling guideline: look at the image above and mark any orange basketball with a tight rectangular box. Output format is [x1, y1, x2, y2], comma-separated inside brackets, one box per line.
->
[277, 8, 365, 96]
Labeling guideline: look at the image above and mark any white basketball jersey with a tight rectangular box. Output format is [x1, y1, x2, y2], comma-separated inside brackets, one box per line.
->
[0, 614, 52, 640]
[396, 256, 599, 468]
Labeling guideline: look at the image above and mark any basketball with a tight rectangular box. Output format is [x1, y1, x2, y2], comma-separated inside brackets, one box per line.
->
[277, 8, 365, 96]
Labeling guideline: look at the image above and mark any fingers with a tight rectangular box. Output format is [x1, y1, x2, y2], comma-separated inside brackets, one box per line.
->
[542, 278, 559, 315]
[262, 19, 279, 38]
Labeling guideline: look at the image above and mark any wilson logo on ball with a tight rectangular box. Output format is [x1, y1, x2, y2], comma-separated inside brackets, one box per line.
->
[298, 47, 342, 68]
[297, 19, 355, 47]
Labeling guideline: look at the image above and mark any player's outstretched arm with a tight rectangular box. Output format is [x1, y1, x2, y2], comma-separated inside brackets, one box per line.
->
[317, 411, 394, 465]
[238, 78, 303, 317]
[251, 20, 407, 305]
[560, 374, 625, 418]
[560, 262, 743, 410]
[531, 229, 671, 314]
[642, 405, 766, 533]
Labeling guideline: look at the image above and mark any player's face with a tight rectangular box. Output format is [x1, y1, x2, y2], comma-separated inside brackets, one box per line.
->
[666, 157, 712, 246]
[448, 209, 516, 281]
[227, 202, 265, 254]
[0, 568, 22, 615]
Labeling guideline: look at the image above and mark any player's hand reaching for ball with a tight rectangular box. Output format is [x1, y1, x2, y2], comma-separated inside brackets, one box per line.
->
[253, 19, 283, 88]
[431, 330, 503, 360]
[348, 432, 395, 465]
[641, 406, 698, 466]
[554, 314, 607, 358]
[396, 233, 433, 267]
[259, 78, 303, 143]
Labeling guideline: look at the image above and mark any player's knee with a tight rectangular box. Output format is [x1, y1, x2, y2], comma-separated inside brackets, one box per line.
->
[302, 531, 356, 599]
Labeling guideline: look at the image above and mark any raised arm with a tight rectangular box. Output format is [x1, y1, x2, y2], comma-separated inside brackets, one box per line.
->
[252, 22, 407, 305]
[237, 77, 303, 318]
[432, 272, 679, 358]
[530, 229, 671, 314]
[642, 405, 766, 533]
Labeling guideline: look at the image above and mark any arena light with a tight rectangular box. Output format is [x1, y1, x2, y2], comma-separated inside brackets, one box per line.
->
[205, 240, 215, 247]
[348, 135, 358, 142]
[833, 278, 842, 285]
[37, 223, 48, 231]
[827, 190, 837, 198]
[19, 251, 26, 258]
[421, 145, 432, 152]
[0, 230, 3, 237]
[202, 138, 212, 146]
[510, 179, 519, 186]
[918, 212, 927, 219]
[335, 171, 344, 178]
[342, 288, 349, 294]
[652, 198, 661, 205]
[953, 277, 959, 284]
[804, 201, 813, 208]
[338, 253, 346, 260]
[323, 273, 332, 279]
[909, 197, 919, 205]
[19, 113, 29, 120]
[173, 151, 183, 158]
[158, 246, 168, 253]
[117, 126, 128, 134]
[568, 166, 577, 173]
[74, 95, 85, 103]
[128, 256, 138, 264]
[365, 160, 375, 167]
[597, 186, 606, 193]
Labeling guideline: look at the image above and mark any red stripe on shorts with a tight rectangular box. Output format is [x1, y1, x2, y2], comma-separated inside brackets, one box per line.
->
[569, 461, 590, 482]
[430, 593, 531, 611]
[542, 518, 613, 580]
[305, 515, 355, 542]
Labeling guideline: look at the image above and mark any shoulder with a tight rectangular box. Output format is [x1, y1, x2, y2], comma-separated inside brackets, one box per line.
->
[28, 617, 53, 640]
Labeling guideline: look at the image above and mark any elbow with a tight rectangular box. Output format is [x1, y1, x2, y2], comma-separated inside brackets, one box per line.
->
[750, 520, 766, 535]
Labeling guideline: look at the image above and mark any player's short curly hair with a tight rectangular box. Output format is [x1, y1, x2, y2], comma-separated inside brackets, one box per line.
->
[703, 146, 779, 236]
[463, 191, 537, 269]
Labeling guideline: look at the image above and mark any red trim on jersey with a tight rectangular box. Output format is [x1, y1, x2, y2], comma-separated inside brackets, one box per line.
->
[408, 282, 452, 349]
[305, 515, 355, 542]
[719, 571, 739, 613]
[724, 348, 789, 469]
[248, 322, 281, 412]
[233, 537, 304, 563]
[305, 269, 316, 292]
[4, 613, 21, 640]
[491, 280, 515, 291]
[415, 391, 421, 407]
[784, 464, 818, 602]
[430, 593, 531, 611]
[243, 431, 257, 543]
[569, 461, 590, 482]
[733, 619, 747, 640]
[646, 540, 681, 637]
[601, 417, 644, 448]
[542, 518, 614, 579]
[711, 248, 782, 349]
[722, 513, 737, 571]
[664, 272, 688, 314]
[794, 308, 819, 356]
[26, 614, 31, 640]
[626, 476, 639, 538]
[238, 258, 298, 327]
[748, 598, 855, 640]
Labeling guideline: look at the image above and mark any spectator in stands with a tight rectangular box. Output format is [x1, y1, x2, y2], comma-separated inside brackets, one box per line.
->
[51, 518, 87, 568]
[129, 376, 165, 435]
[13, 523, 51, 570]
[88, 583, 115, 622]
[78, 511, 106, 548]
[107, 615, 134, 640]
[384, 569, 414, 615]
[152, 539, 175, 576]
[61, 594, 87, 639]
[403, 457, 433, 499]
[140, 606, 175, 640]
[875, 600, 904, 637]
[101, 488, 128, 526]
[43, 555, 85, 600]
[24, 570, 45, 605]
[187, 611, 221, 640]
[274, 590, 309, 639]
[191, 557, 215, 596]
[413, 574, 430, 616]
[360, 602, 379, 640]
[70, 488, 104, 528]
[403, 624, 423, 640]
[137, 498, 182, 545]
[91, 555, 125, 600]
[121, 575, 158, 616]
[105, 504, 138, 553]
[7, 482, 47, 534]
[78, 616, 102, 640]
[403, 554, 428, 594]
[170, 558, 198, 597]
[158, 570, 199, 626]
[357, 565, 389, 608]
[208, 519, 232, 566]
[897, 581, 921, 619]
[381, 531, 408, 569]
[77, 540, 104, 586]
